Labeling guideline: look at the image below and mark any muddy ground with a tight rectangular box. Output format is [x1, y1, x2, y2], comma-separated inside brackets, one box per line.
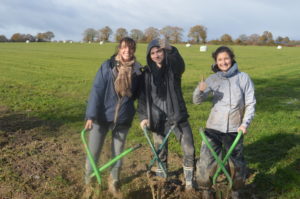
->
[0, 106, 256, 199]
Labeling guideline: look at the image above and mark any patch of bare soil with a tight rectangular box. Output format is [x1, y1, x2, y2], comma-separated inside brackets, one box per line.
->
[0, 106, 256, 199]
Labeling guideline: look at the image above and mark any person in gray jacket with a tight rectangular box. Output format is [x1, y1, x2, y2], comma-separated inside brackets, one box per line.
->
[83, 37, 142, 199]
[193, 46, 256, 199]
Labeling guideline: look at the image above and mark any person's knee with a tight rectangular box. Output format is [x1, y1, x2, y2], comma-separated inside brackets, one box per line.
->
[183, 155, 194, 167]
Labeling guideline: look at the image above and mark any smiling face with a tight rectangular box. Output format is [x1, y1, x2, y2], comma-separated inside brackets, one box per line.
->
[216, 52, 232, 72]
[119, 41, 135, 62]
[150, 47, 165, 67]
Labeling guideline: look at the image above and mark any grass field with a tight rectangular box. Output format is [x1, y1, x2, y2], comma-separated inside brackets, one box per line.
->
[0, 42, 299, 199]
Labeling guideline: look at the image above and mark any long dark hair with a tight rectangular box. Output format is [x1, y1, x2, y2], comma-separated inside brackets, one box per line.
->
[211, 46, 236, 72]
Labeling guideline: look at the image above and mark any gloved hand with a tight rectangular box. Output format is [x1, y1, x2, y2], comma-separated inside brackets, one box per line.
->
[159, 38, 171, 50]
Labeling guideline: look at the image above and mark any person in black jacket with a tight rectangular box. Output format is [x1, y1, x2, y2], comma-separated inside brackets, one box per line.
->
[83, 37, 142, 198]
[138, 39, 195, 190]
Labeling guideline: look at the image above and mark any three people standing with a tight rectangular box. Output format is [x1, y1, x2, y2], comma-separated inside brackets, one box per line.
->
[83, 38, 255, 199]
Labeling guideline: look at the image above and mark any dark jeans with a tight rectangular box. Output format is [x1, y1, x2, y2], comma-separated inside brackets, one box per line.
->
[196, 129, 246, 190]
[153, 120, 195, 169]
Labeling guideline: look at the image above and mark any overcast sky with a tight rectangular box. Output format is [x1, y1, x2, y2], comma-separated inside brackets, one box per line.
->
[1, 0, 299, 41]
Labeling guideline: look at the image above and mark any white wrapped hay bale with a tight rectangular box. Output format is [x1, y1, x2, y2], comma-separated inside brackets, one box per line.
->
[200, 45, 207, 52]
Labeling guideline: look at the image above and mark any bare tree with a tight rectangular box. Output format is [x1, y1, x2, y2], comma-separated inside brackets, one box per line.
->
[44, 31, 55, 41]
[99, 26, 112, 42]
[235, 34, 248, 45]
[248, 34, 260, 45]
[11, 33, 26, 42]
[220, 34, 233, 44]
[35, 31, 55, 42]
[130, 29, 144, 42]
[188, 25, 207, 43]
[259, 31, 274, 45]
[144, 27, 160, 42]
[115, 28, 128, 42]
[160, 26, 173, 41]
[83, 28, 97, 42]
[160, 26, 184, 43]
[24, 34, 36, 42]
[171, 27, 183, 43]
[0, 35, 8, 42]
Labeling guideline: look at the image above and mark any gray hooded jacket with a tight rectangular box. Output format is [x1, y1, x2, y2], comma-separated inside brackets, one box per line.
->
[193, 63, 256, 133]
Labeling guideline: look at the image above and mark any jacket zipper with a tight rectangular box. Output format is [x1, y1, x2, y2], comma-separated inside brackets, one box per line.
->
[227, 78, 231, 133]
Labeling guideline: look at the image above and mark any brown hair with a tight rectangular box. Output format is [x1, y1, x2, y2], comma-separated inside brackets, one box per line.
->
[117, 37, 136, 53]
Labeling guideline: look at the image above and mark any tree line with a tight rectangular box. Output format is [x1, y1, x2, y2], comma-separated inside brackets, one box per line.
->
[83, 25, 207, 44]
[0, 31, 55, 42]
[82, 25, 298, 46]
[1, 26, 299, 46]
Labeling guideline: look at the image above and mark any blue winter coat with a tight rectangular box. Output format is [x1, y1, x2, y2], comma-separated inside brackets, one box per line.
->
[86, 55, 143, 126]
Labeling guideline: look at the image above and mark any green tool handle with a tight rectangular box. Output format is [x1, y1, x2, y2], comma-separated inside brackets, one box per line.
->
[81, 129, 102, 184]
[143, 127, 168, 178]
[213, 131, 243, 186]
[199, 128, 243, 189]
[148, 125, 176, 169]
[90, 144, 142, 177]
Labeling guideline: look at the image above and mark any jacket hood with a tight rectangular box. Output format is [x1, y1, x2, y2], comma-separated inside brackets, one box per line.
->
[216, 62, 239, 78]
[146, 39, 161, 66]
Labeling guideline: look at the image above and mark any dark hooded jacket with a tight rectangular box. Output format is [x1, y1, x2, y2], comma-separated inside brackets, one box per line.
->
[86, 55, 142, 126]
[137, 39, 189, 132]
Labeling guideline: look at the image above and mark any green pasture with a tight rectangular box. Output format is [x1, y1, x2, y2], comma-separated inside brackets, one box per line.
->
[0, 42, 299, 198]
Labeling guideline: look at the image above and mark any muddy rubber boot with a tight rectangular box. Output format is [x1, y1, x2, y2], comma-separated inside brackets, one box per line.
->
[155, 162, 167, 178]
[108, 175, 123, 199]
[183, 166, 194, 190]
[202, 189, 212, 199]
[155, 168, 165, 178]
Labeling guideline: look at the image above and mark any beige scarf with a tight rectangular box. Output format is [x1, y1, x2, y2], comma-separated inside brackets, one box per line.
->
[114, 54, 135, 97]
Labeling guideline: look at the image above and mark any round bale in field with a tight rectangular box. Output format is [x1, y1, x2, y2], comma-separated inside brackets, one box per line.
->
[99, 41, 104, 45]
[200, 45, 207, 52]
[26, 40, 30, 43]
[277, 45, 282, 49]
[186, 43, 191, 47]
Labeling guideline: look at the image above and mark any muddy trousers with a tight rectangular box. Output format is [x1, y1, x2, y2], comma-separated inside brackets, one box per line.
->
[153, 121, 195, 172]
[84, 122, 129, 184]
[196, 129, 246, 191]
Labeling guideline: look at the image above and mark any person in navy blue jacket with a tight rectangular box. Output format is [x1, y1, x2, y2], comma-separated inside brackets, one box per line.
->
[83, 37, 142, 198]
